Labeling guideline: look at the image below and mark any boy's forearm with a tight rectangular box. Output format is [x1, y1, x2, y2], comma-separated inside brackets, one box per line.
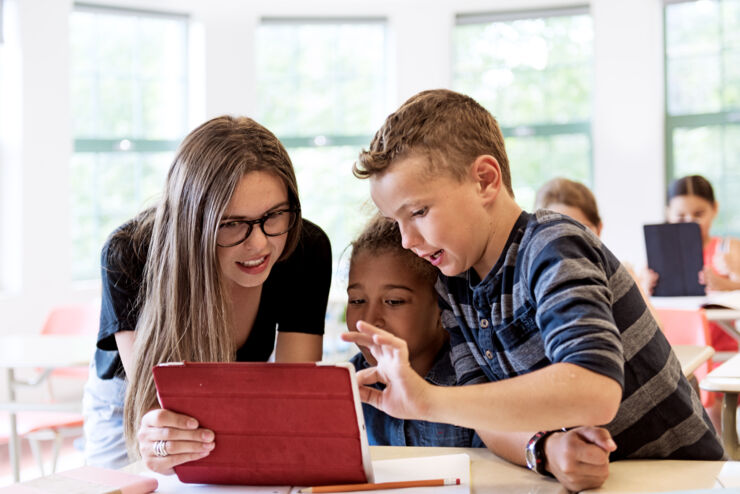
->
[476, 430, 530, 466]
[424, 363, 621, 432]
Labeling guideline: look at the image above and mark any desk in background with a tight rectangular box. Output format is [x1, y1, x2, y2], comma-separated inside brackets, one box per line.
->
[705, 308, 740, 348]
[651, 296, 740, 348]
[701, 353, 740, 459]
[0, 334, 94, 483]
[674, 344, 715, 378]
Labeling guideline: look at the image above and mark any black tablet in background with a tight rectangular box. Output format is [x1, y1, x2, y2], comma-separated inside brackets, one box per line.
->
[644, 222, 705, 296]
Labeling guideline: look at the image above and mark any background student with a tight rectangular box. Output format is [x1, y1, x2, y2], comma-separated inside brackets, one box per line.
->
[644, 175, 740, 355]
[343, 89, 724, 492]
[661, 174, 740, 425]
[534, 177, 602, 236]
[82, 116, 332, 473]
[534, 177, 659, 319]
[666, 175, 740, 294]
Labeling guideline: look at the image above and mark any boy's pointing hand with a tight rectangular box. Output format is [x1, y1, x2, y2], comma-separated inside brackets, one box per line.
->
[341, 320, 431, 421]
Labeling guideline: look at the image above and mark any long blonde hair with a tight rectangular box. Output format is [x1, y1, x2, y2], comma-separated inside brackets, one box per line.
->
[123, 116, 301, 455]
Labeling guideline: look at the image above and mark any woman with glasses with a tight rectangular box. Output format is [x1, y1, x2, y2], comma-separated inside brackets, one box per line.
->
[82, 116, 332, 474]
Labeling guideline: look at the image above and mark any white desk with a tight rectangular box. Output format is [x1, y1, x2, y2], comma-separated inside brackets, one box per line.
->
[706, 309, 740, 348]
[0, 334, 94, 483]
[701, 353, 740, 459]
[675, 344, 716, 377]
[127, 446, 740, 493]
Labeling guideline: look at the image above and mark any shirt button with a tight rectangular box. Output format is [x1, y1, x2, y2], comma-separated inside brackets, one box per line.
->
[480, 318, 489, 328]
[485, 350, 494, 360]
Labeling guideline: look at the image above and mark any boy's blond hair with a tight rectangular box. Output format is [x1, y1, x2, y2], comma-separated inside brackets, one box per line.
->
[535, 177, 602, 229]
[353, 89, 514, 195]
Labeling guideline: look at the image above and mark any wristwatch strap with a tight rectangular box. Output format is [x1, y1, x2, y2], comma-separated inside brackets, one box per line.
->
[525, 430, 558, 478]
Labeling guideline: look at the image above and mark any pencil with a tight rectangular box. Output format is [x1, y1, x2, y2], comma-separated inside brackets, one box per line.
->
[298, 478, 461, 493]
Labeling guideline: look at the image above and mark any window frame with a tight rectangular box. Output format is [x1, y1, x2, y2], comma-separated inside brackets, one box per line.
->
[453, 6, 595, 197]
[69, 3, 190, 280]
[663, 0, 740, 234]
[72, 2, 190, 154]
[256, 16, 388, 151]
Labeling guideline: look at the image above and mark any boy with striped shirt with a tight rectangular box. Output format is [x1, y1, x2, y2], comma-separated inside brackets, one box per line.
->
[342, 89, 724, 492]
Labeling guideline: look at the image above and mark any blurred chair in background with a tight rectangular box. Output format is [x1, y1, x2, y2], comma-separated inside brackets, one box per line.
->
[1, 301, 99, 477]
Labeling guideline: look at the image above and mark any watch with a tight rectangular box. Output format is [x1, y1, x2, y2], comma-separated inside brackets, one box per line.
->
[525, 430, 557, 478]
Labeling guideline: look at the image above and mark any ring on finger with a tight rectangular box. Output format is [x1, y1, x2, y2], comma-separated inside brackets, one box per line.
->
[153, 439, 168, 457]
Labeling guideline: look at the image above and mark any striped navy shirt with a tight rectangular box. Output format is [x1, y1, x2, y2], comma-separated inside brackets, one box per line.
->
[437, 210, 724, 460]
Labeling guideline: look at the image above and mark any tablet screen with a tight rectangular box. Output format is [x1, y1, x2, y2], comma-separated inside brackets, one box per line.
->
[644, 222, 705, 296]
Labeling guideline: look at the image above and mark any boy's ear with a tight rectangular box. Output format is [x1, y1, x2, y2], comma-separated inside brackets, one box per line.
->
[470, 155, 502, 202]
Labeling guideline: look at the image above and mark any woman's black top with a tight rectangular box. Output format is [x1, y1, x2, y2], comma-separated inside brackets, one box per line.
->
[94, 218, 332, 379]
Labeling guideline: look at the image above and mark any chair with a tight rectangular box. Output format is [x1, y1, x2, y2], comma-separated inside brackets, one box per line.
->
[3, 301, 99, 476]
[0, 410, 87, 475]
[40, 302, 100, 386]
[654, 307, 714, 406]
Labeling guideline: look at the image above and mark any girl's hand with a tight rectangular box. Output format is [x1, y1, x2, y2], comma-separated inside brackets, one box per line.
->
[713, 238, 740, 281]
[543, 427, 616, 492]
[703, 266, 740, 292]
[341, 320, 431, 421]
[138, 408, 215, 474]
[635, 266, 659, 296]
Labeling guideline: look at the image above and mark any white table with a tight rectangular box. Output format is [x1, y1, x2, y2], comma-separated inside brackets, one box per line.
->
[701, 353, 740, 459]
[674, 344, 715, 377]
[375, 446, 737, 493]
[705, 308, 740, 347]
[126, 445, 740, 493]
[0, 334, 94, 482]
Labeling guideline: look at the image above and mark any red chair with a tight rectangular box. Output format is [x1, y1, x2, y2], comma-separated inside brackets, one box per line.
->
[2, 301, 99, 476]
[40, 302, 99, 384]
[654, 307, 714, 406]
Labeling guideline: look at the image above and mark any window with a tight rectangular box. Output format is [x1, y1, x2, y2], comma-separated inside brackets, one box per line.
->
[665, 0, 740, 234]
[0, 0, 20, 294]
[453, 8, 594, 209]
[69, 5, 189, 280]
[0, 0, 5, 291]
[256, 19, 388, 359]
[256, 19, 387, 257]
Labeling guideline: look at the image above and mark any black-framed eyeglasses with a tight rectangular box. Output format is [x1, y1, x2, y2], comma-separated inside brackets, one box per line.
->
[216, 208, 300, 247]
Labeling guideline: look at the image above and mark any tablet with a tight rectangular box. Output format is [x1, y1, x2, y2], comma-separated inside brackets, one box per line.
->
[644, 222, 705, 296]
[152, 361, 374, 486]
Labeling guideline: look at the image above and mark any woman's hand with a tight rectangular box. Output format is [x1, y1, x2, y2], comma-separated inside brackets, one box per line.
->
[544, 426, 615, 492]
[138, 408, 215, 474]
[341, 320, 431, 421]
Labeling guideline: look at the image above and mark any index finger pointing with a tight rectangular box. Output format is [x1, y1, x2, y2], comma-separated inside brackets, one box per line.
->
[356, 320, 393, 336]
[341, 331, 375, 348]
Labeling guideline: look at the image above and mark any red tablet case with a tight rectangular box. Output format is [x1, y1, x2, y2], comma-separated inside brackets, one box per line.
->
[152, 362, 374, 486]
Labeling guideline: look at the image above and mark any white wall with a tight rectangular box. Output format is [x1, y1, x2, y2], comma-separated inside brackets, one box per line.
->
[0, 0, 667, 335]
[592, 0, 666, 263]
